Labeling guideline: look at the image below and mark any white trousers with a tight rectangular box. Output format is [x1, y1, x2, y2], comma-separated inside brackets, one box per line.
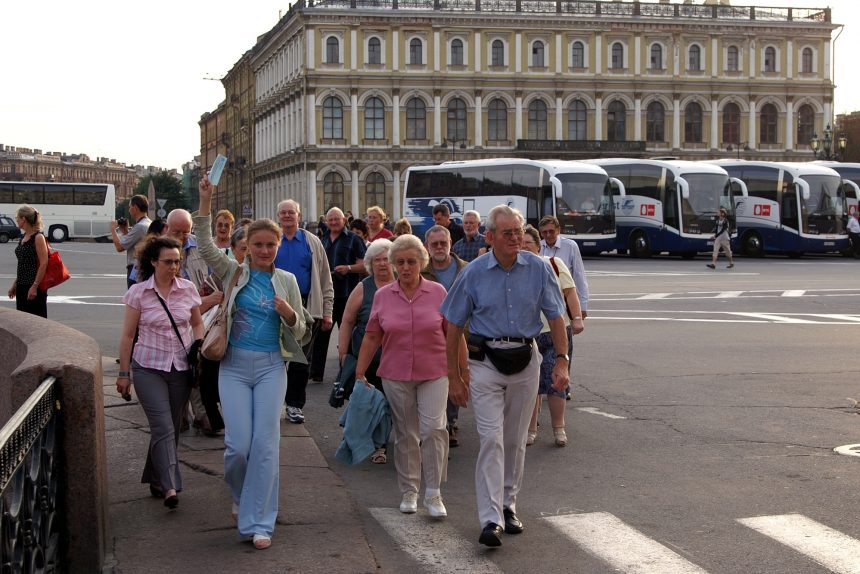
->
[469, 343, 540, 528]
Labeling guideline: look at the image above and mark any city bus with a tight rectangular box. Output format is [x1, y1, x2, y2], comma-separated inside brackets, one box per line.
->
[811, 161, 860, 217]
[708, 160, 848, 256]
[0, 180, 116, 242]
[402, 158, 624, 254]
[583, 159, 744, 258]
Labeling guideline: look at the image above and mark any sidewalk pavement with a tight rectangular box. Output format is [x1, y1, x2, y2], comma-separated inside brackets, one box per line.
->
[100, 356, 379, 573]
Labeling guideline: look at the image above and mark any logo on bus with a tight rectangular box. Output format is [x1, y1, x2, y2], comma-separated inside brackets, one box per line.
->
[640, 204, 655, 216]
[754, 205, 771, 217]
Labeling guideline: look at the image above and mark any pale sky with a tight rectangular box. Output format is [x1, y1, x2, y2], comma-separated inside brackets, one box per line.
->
[1, 0, 857, 171]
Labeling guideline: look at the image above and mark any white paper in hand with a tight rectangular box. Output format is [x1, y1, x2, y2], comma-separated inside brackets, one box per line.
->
[209, 154, 228, 186]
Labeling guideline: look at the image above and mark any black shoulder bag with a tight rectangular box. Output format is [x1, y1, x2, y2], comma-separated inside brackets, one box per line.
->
[154, 291, 201, 385]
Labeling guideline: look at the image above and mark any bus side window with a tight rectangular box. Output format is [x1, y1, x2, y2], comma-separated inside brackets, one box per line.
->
[13, 184, 44, 205]
[0, 182, 13, 203]
[627, 164, 662, 201]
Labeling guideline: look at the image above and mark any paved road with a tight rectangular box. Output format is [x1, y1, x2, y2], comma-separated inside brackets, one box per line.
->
[4, 243, 860, 573]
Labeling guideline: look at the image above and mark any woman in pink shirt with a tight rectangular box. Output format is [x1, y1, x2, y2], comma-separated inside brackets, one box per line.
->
[117, 236, 204, 510]
[355, 235, 467, 518]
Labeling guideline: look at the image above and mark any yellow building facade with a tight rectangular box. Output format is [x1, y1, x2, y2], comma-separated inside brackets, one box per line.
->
[249, 0, 837, 221]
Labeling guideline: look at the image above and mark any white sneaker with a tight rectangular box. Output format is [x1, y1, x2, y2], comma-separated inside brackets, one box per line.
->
[399, 491, 418, 514]
[423, 494, 447, 518]
[286, 406, 305, 424]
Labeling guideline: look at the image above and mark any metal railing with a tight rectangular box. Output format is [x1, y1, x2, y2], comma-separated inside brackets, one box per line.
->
[517, 139, 646, 153]
[0, 376, 64, 573]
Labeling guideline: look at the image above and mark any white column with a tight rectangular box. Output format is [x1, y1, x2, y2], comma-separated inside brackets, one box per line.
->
[634, 35, 641, 76]
[634, 97, 642, 141]
[515, 95, 523, 140]
[711, 37, 718, 77]
[556, 96, 563, 139]
[785, 104, 794, 150]
[393, 169, 401, 219]
[515, 33, 522, 73]
[594, 97, 603, 139]
[307, 94, 316, 145]
[351, 169, 359, 215]
[393, 93, 401, 146]
[748, 100, 757, 147]
[351, 29, 357, 70]
[298, 97, 304, 146]
[672, 98, 680, 149]
[434, 95, 442, 145]
[308, 169, 317, 220]
[307, 29, 315, 69]
[710, 100, 718, 149]
[556, 33, 562, 74]
[824, 101, 832, 127]
[786, 40, 793, 78]
[474, 32, 481, 71]
[351, 92, 359, 145]
[595, 35, 602, 73]
[393, 30, 400, 71]
[749, 41, 756, 78]
[824, 41, 832, 81]
[434, 30, 441, 72]
[475, 95, 483, 146]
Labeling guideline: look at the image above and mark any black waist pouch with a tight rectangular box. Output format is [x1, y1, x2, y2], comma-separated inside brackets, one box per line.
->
[484, 342, 533, 375]
[467, 333, 486, 361]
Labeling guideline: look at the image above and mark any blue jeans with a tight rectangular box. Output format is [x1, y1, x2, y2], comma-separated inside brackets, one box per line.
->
[219, 345, 287, 538]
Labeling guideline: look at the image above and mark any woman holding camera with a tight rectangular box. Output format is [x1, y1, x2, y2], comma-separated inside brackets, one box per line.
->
[117, 236, 204, 510]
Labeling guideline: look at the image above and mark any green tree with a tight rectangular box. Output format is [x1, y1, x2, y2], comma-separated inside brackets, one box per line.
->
[132, 171, 189, 219]
[116, 198, 130, 219]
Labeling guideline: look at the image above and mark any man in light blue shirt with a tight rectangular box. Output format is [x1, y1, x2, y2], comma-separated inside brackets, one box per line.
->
[538, 215, 589, 318]
[441, 205, 569, 548]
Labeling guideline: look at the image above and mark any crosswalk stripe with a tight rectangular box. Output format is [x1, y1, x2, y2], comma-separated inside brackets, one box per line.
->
[576, 407, 627, 419]
[369, 507, 503, 574]
[728, 312, 819, 324]
[543, 512, 708, 574]
[637, 293, 673, 299]
[715, 291, 743, 298]
[781, 290, 806, 297]
[738, 514, 860, 574]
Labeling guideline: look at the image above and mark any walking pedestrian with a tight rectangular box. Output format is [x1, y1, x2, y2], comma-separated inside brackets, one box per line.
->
[707, 208, 734, 269]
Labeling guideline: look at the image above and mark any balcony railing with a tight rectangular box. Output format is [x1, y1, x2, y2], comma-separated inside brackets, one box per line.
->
[302, 0, 830, 22]
[0, 376, 64, 572]
[517, 139, 646, 153]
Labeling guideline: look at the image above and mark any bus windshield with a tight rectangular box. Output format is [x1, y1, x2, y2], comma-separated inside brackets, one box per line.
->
[799, 174, 844, 235]
[554, 173, 614, 236]
[680, 173, 733, 234]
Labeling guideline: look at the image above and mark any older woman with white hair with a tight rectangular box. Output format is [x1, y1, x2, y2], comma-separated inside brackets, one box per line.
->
[355, 235, 468, 517]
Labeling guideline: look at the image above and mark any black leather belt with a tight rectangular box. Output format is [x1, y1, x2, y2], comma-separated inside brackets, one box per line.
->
[487, 336, 532, 345]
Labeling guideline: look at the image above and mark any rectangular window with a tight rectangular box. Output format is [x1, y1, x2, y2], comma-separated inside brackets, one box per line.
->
[74, 185, 107, 205]
[13, 184, 44, 204]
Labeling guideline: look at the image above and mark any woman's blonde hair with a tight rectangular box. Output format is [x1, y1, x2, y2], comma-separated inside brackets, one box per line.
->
[389, 234, 429, 268]
[244, 218, 282, 264]
[16, 205, 43, 231]
[215, 209, 235, 225]
[393, 218, 412, 236]
[367, 205, 387, 221]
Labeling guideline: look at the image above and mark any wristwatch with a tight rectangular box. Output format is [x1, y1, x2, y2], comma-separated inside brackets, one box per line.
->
[557, 354, 570, 363]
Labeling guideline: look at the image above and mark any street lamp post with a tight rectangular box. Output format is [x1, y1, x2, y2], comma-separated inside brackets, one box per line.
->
[726, 142, 750, 159]
[442, 138, 467, 161]
[810, 123, 848, 161]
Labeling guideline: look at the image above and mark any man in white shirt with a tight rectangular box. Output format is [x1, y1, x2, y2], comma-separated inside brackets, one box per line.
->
[848, 211, 860, 258]
[538, 216, 589, 318]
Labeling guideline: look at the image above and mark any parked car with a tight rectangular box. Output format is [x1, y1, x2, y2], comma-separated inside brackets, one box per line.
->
[0, 214, 22, 243]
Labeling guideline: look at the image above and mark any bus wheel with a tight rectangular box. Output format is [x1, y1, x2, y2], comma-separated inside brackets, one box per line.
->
[680, 251, 697, 260]
[742, 232, 764, 257]
[630, 232, 652, 258]
[49, 225, 68, 243]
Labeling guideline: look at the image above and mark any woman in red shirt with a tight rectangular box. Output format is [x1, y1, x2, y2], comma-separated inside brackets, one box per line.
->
[366, 205, 393, 241]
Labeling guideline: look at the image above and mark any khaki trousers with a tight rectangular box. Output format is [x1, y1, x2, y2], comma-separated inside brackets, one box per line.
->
[382, 376, 449, 496]
[469, 343, 540, 528]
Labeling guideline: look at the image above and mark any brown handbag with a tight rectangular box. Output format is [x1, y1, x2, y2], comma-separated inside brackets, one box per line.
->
[200, 268, 241, 361]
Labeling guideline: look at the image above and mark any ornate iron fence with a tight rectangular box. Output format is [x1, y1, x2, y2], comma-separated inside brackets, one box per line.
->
[0, 376, 64, 573]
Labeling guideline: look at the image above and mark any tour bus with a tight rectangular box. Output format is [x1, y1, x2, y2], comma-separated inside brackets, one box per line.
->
[811, 161, 860, 217]
[583, 158, 744, 258]
[0, 180, 116, 242]
[707, 160, 848, 256]
[403, 158, 624, 253]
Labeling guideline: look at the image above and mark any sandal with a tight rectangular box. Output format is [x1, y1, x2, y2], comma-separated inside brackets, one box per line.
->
[253, 534, 272, 550]
[553, 427, 567, 447]
[526, 431, 537, 446]
[370, 447, 387, 464]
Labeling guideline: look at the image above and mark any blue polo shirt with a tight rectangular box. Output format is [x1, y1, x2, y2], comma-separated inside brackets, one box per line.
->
[440, 250, 564, 339]
[274, 230, 312, 297]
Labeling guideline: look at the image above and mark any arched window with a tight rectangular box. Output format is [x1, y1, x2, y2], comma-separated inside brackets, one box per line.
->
[650, 44, 662, 70]
[406, 97, 426, 140]
[646, 101, 665, 143]
[324, 172, 345, 212]
[568, 100, 587, 140]
[611, 42, 624, 69]
[451, 39, 464, 66]
[764, 46, 776, 72]
[607, 101, 626, 141]
[797, 104, 815, 146]
[688, 45, 701, 71]
[368, 37, 381, 65]
[491, 40, 504, 66]
[410, 38, 423, 65]
[532, 41, 545, 68]
[322, 96, 343, 139]
[488, 99, 508, 141]
[326, 37, 339, 64]
[801, 48, 813, 74]
[365, 172, 385, 212]
[685, 102, 703, 143]
[447, 98, 467, 141]
[760, 103, 778, 144]
[528, 100, 548, 139]
[571, 41, 585, 68]
[364, 97, 385, 140]
[727, 45, 739, 71]
[723, 103, 740, 145]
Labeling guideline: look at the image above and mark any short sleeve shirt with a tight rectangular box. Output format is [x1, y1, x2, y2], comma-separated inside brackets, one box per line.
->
[322, 229, 367, 298]
[275, 231, 312, 296]
[120, 217, 151, 267]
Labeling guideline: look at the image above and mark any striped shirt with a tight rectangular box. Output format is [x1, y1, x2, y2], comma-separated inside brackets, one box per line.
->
[123, 275, 201, 371]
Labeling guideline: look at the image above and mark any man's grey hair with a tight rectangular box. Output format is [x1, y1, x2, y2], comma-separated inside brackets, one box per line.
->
[485, 204, 524, 232]
[277, 199, 301, 214]
[463, 210, 481, 220]
[364, 238, 392, 274]
[424, 224, 451, 243]
[326, 207, 345, 219]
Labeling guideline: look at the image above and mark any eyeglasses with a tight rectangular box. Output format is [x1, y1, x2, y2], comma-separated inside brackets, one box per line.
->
[157, 259, 182, 266]
[394, 258, 420, 267]
[499, 228, 525, 239]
